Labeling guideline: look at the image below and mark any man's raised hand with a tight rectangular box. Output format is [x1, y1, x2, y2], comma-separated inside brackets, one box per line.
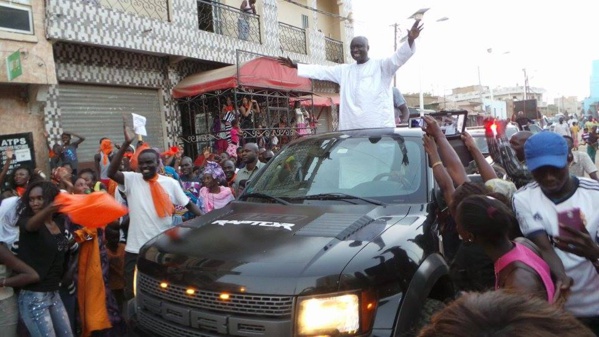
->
[122, 114, 136, 144]
[277, 56, 297, 69]
[408, 19, 423, 45]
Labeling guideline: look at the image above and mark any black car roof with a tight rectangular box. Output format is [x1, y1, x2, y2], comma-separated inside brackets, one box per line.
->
[290, 127, 424, 144]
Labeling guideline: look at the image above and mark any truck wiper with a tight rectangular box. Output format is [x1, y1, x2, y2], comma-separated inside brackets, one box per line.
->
[239, 192, 290, 205]
[296, 193, 386, 206]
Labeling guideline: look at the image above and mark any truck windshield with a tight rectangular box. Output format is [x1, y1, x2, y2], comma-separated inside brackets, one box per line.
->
[245, 134, 427, 204]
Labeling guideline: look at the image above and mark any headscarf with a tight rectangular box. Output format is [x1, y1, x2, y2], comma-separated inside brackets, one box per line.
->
[129, 143, 150, 171]
[100, 139, 113, 165]
[203, 161, 226, 184]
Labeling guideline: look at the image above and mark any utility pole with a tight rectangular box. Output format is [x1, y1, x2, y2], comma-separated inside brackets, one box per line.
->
[522, 68, 528, 101]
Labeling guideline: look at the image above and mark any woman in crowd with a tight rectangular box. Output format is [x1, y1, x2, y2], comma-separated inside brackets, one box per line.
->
[16, 180, 74, 337]
[455, 195, 556, 302]
[10, 166, 33, 197]
[199, 162, 234, 213]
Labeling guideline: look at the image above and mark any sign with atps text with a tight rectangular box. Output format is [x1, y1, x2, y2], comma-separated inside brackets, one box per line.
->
[6, 51, 22, 81]
[0, 133, 36, 189]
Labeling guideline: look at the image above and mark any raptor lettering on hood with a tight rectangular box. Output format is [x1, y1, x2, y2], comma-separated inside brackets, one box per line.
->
[212, 219, 295, 231]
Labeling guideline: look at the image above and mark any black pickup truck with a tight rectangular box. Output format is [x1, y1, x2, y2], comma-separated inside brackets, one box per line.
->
[126, 127, 454, 337]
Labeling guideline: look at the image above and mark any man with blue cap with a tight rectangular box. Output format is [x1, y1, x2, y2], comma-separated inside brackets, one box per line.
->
[513, 131, 599, 332]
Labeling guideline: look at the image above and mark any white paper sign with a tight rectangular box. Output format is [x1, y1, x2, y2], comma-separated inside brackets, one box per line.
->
[131, 113, 147, 136]
[15, 148, 31, 161]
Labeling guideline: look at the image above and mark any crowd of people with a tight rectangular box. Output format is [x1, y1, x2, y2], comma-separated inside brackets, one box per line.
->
[0, 111, 279, 336]
[418, 113, 599, 336]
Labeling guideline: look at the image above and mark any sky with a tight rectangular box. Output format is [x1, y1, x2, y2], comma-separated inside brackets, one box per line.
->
[352, 0, 599, 103]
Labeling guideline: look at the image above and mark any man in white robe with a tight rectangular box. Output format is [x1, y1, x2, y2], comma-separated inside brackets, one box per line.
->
[279, 20, 423, 131]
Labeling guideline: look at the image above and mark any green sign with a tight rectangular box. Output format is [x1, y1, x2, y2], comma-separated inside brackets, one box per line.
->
[6, 51, 22, 81]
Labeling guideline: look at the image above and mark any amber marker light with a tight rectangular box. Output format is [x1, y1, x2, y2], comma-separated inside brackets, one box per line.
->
[186, 288, 196, 295]
[159, 282, 168, 289]
[220, 293, 231, 300]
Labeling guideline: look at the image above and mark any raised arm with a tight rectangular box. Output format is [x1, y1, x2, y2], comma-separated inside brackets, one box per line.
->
[0, 148, 13, 186]
[424, 115, 469, 186]
[68, 132, 86, 146]
[108, 117, 136, 185]
[24, 203, 59, 232]
[461, 131, 497, 182]
[423, 134, 455, 206]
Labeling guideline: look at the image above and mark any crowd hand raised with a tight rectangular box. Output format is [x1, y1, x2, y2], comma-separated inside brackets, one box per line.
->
[422, 134, 438, 156]
[461, 131, 476, 151]
[423, 115, 444, 139]
[5, 147, 13, 160]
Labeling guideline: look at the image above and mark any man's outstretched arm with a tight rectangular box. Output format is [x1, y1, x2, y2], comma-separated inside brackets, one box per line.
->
[278, 56, 342, 83]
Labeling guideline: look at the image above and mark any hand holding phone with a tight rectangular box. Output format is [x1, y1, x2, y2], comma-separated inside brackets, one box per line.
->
[409, 117, 426, 129]
[557, 208, 585, 238]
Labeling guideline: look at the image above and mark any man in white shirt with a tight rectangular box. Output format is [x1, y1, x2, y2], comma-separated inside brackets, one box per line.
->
[513, 132, 599, 331]
[108, 122, 203, 300]
[564, 136, 598, 181]
[278, 20, 422, 131]
[554, 117, 572, 137]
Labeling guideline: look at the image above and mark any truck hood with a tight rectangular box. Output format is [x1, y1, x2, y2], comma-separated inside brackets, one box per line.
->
[137, 201, 416, 295]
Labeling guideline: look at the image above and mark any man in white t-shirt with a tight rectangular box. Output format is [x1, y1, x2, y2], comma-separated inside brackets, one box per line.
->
[108, 123, 203, 300]
[278, 21, 422, 131]
[564, 135, 599, 181]
[513, 131, 599, 331]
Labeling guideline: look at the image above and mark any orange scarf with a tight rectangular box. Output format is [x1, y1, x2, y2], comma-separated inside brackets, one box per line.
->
[100, 139, 113, 165]
[148, 174, 174, 218]
[15, 186, 25, 197]
[75, 228, 112, 336]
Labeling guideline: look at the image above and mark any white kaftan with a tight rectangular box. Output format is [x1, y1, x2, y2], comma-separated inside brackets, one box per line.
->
[297, 42, 415, 130]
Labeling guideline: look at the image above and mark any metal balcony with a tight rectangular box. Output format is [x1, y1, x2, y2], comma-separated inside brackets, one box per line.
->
[98, 0, 170, 21]
[325, 37, 344, 63]
[278, 22, 307, 55]
[197, 0, 261, 44]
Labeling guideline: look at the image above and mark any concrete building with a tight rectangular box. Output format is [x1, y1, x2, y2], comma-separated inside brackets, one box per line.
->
[0, 0, 57, 173]
[42, 0, 353, 168]
[444, 85, 546, 118]
[554, 96, 581, 117]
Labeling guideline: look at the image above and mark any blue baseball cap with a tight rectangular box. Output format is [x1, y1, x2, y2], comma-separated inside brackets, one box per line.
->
[524, 131, 568, 171]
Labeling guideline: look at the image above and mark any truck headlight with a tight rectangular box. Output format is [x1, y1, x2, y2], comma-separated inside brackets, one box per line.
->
[296, 291, 377, 336]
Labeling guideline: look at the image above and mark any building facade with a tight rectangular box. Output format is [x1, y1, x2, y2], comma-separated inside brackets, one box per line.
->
[0, 0, 58, 173]
[41, 0, 353, 167]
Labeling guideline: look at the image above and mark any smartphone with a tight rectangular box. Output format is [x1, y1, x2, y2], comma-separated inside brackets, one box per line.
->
[557, 208, 584, 238]
[409, 117, 426, 128]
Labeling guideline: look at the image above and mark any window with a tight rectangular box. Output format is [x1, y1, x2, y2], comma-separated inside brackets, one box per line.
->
[301, 14, 309, 29]
[0, 1, 33, 35]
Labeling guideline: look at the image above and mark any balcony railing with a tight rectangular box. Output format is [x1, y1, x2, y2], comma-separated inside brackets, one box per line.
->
[278, 22, 306, 55]
[197, 0, 261, 44]
[325, 37, 344, 63]
[98, 0, 170, 21]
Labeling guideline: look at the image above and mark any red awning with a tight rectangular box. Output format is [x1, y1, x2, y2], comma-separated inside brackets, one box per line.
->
[172, 57, 312, 99]
[291, 93, 340, 107]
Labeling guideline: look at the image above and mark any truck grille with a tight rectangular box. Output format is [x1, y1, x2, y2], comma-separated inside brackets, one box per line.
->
[138, 273, 294, 317]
